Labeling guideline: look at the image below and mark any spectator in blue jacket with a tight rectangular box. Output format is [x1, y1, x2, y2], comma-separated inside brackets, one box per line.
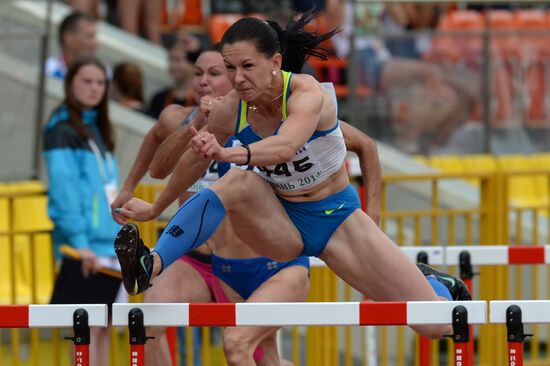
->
[43, 57, 121, 366]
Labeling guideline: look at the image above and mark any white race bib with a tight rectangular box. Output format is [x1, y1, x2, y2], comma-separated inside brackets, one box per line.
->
[103, 181, 119, 206]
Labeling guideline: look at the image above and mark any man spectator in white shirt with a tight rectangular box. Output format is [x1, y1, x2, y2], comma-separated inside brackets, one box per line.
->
[46, 11, 97, 80]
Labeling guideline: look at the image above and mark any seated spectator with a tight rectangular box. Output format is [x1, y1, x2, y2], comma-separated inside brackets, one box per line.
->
[326, 0, 477, 154]
[382, 3, 441, 59]
[172, 30, 204, 63]
[111, 62, 146, 114]
[117, 0, 162, 44]
[148, 42, 194, 119]
[46, 11, 97, 80]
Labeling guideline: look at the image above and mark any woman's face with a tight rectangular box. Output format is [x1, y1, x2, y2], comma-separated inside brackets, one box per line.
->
[193, 51, 233, 101]
[72, 64, 106, 108]
[169, 46, 193, 84]
[222, 41, 279, 101]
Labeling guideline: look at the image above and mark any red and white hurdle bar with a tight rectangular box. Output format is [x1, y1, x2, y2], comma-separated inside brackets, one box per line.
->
[0, 304, 107, 366]
[309, 245, 550, 268]
[5, 300, 548, 366]
[113, 301, 485, 366]
[311, 244, 550, 366]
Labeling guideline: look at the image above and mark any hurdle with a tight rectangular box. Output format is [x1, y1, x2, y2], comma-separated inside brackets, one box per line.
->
[490, 300, 550, 366]
[410, 245, 550, 366]
[113, 301, 486, 366]
[0, 304, 107, 366]
[310, 245, 550, 365]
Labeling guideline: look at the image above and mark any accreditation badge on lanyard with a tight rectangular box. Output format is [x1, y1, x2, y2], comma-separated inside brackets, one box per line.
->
[88, 138, 118, 209]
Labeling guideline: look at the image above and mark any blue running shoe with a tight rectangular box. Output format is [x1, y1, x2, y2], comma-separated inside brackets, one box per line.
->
[417, 263, 472, 301]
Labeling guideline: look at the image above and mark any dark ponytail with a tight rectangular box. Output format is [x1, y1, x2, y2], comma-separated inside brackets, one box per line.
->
[221, 10, 339, 73]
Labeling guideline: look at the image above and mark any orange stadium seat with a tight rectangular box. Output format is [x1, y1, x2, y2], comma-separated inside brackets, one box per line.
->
[513, 9, 547, 56]
[161, 0, 205, 31]
[308, 58, 370, 99]
[208, 13, 266, 44]
[515, 9, 546, 30]
[430, 10, 484, 62]
[486, 10, 516, 58]
[180, 0, 204, 26]
[208, 14, 243, 44]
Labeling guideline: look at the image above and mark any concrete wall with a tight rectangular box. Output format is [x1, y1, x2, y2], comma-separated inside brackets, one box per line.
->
[0, 51, 156, 184]
[0, 0, 171, 101]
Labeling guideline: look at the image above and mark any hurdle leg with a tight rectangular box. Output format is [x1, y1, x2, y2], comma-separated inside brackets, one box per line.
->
[64, 308, 90, 366]
[416, 251, 431, 366]
[450, 305, 472, 366]
[460, 251, 475, 366]
[506, 305, 531, 366]
[128, 308, 154, 366]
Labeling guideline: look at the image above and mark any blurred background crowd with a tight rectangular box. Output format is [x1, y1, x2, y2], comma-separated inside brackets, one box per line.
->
[48, 0, 550, 156]
[1, 2, 550, 365]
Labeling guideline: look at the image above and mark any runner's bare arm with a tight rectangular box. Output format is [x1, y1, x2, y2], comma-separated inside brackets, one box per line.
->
[149, 97, 236, 217]
[215, 76, 324, 166]
[340, 120, 381, 225]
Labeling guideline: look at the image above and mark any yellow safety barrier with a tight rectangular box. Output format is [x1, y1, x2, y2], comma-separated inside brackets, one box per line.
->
[2, 163, 550, 365]
[0, 181, 55, 366]
[426, 153, 550, 209]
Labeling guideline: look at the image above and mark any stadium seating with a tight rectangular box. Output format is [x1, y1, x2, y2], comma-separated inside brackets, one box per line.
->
[430, 10, 484, 61]
[513, 10, 547, 125]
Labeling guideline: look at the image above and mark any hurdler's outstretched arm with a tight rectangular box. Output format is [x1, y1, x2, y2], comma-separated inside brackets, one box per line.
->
[149, 97, 216, 179]
[117, 97, 235, 221]
[111, 105, 191, 223]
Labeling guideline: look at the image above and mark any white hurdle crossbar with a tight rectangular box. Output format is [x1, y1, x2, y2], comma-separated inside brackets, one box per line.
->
[114, 301, 485, 366]
[309, 245, 550, 267]
[0, 304, 107, 366]
[0, 304, 107, 328]
[491, 300, 550, 325]
[113, 301, 486, 327]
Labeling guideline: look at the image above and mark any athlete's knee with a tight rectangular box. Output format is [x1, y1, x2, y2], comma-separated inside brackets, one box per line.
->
[412, 324, 450, 340]
[223, 328, 255, 363]
[145, 326, 167, 338]
[143, 287, 168, 303]
[211, 169, 256, 201]
[280, 268, 311, 299]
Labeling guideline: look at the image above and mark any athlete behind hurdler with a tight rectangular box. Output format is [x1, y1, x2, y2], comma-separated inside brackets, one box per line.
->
[114, 10, 471, 348]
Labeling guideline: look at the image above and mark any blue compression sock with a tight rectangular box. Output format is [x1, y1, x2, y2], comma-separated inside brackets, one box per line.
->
[153, 188, 225, 271]
[426, 276, 452, 301]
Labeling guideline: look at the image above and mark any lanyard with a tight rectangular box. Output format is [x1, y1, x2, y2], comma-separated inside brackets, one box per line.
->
[87, 138, 115, 184]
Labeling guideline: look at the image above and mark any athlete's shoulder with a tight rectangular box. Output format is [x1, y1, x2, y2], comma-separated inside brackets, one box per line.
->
[290, 73, 320, 87]
[289, 73, 324, 95]
[159, 104, 194, 122]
